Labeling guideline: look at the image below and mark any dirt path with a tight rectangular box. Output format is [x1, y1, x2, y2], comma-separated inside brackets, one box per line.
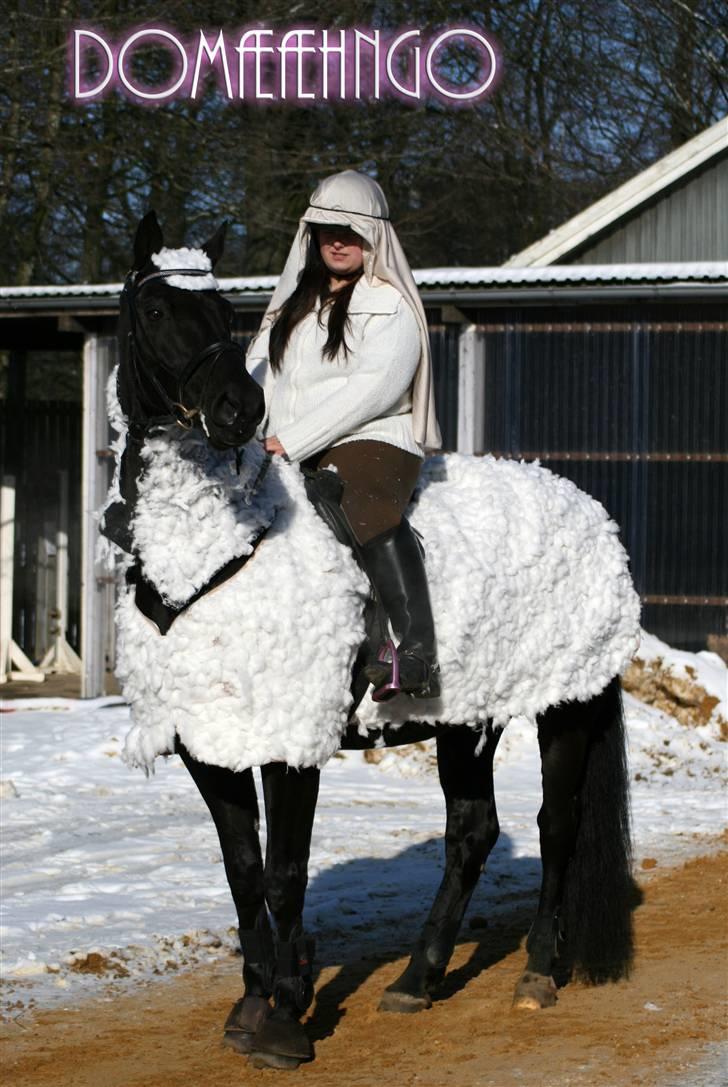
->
[3, 849, 726, 1087]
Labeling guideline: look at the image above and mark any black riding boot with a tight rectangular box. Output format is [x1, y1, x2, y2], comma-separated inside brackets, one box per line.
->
[249, 925, 316, 1068]
[223, 914, 275, 1054]
[361, 518, 441, 699]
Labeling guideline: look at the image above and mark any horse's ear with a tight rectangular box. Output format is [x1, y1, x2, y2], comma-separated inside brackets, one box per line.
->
[201, 221, 228, 268]
[133, 210, 164, 270]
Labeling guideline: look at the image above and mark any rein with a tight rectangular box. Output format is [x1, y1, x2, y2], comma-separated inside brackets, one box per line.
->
[122, 267, 245, 435]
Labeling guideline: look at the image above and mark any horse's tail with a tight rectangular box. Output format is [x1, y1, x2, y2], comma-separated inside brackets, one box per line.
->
[560, 676, 638, 984]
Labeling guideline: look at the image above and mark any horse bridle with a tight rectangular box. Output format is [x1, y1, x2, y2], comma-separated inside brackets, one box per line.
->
[122, 267, 246, 434]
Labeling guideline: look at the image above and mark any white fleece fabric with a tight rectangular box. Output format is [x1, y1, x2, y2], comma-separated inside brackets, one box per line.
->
[356, 454, 641, 735]
[108, 402, 640, 774]
[115, 432, 369, 774]
[150, 247, 218, 291]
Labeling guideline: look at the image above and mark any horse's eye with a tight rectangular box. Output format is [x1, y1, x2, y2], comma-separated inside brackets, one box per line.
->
[146, 308, 163, 321]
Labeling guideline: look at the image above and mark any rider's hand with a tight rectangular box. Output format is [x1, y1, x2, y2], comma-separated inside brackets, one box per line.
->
[263, 436, 288, 457]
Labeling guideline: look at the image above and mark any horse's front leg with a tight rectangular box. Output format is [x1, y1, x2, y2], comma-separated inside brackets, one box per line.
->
[176, 741, 273, 1051]
[380, 723, 502, 1013]
[248, 762, 320, 1069]
[512, 702, 589, 1010]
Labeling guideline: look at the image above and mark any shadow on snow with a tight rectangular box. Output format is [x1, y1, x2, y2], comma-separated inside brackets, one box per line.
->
[298, 831, 541, 1042]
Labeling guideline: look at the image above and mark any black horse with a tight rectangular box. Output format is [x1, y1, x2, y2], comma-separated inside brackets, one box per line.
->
[103, 212, 636, 1071]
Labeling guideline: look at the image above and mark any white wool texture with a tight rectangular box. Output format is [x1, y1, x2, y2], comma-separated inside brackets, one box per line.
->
[151, 247, 218, 291]
[356, 454, 641, 734]
[109, 413, 640, 774]
[115, 433, 369, 774]
[130, 433, 283, 607]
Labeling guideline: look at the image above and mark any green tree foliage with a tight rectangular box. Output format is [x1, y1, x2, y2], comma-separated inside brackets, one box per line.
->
[0, 0, 726, 284]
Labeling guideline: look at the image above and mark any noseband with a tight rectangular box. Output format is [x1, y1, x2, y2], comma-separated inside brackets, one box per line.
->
[122, 267, 246, 434]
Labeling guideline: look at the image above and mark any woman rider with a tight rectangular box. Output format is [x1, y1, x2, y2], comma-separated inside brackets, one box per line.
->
[246, 169, 442, 699]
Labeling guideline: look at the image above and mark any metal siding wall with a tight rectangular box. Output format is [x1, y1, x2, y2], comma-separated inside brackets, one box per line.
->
[0, 399, 83, 659]
[2, 304, 724, 658]
[428, 323, 460, 450]
[572, 156, 728, 262]
[477, 304, 727, 651]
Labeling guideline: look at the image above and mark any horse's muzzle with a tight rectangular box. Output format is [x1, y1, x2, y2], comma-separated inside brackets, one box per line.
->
[203, 353, 265, 448]
[205, 404, 263, 449]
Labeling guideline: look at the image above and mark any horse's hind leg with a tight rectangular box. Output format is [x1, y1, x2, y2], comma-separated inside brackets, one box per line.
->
[177, 742, 272, 1051]
[248, 763, 320, 1069]
[512, 702, 589, 1010]
[380, 723, 502, 1013]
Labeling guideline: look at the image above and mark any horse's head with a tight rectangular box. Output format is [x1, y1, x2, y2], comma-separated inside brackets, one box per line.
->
[118, 211, 264, 449]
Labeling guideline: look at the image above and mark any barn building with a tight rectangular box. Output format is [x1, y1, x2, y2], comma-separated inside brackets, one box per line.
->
[1, 118, 726, 696]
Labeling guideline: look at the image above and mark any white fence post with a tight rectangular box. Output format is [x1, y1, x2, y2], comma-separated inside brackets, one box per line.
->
[80, 334, 115, 698]
[40, 470, 82, 675]
[0, 476, 15, 684]
[456, 324, 486, 455]
[35, 528, 54, 659]
[1, 475, 44, 684]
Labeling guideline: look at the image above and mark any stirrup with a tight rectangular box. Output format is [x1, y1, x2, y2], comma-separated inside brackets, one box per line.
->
[371, 639, 438, 700]
[371, 638, 401, 702]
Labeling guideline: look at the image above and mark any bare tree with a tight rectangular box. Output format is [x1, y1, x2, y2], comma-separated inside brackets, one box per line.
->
[0, 0, 725, 284]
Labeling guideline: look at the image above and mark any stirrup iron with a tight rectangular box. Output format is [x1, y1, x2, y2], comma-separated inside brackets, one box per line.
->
[371, 638, 401, 702]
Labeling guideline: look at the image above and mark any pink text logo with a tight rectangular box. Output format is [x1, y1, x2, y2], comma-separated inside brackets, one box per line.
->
[70, 25, 500, 106]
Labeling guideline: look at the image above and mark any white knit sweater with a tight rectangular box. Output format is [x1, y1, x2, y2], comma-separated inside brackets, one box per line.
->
[246, 277, 424, 462]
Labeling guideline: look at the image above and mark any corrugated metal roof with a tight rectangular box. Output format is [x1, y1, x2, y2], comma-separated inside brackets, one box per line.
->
[0, 275, 278, 300]
[1, 261, 725, 303]
[412, 262, 728, 286]
[504, 116, 728, 267]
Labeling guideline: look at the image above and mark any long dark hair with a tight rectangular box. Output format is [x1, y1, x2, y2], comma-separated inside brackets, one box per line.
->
[268, 228, 363, 373]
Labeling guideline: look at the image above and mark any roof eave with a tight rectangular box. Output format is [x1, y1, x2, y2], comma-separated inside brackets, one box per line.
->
[2, 282, 726, 318]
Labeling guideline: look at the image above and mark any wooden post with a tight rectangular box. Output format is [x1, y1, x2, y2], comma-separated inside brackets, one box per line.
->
[1, 475, 44, 683]
[457, 324, 486, 454]
[35, 527, 54, 660]
[0, 476, 14, 684]
[80, 334, 115, 698]
[40, 470, 82, 675]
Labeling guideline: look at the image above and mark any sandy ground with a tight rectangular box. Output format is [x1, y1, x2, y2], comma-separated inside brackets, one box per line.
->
[3, 845, 726, 1087]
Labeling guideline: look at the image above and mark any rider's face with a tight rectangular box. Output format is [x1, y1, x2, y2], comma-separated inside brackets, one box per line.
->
[316, 226, 365, 279]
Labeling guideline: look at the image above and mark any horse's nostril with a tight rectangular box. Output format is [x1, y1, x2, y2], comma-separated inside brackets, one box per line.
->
[213, 393, 241, 426]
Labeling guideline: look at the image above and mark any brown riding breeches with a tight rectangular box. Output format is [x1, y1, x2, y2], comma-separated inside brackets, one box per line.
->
[301, 440, 423, 545]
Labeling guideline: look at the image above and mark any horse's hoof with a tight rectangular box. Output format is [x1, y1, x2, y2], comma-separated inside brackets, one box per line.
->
[250, 1011, 313, 1065]
[249, 1051, 303, 1070]
[378, 989, 432, 1013]
[512, 971, 558, 1010]
[223, 1030, 256, 1055]
[222, 995, 270, 1054]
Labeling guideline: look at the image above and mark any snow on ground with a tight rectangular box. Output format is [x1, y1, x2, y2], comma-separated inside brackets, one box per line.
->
[1, 630, 725, 1013]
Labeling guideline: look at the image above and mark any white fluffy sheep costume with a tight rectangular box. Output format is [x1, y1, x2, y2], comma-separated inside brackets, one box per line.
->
[102, 375, 640, 775]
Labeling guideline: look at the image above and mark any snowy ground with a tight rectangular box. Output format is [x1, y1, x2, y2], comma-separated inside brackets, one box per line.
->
[1, 630, 725, 1013]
